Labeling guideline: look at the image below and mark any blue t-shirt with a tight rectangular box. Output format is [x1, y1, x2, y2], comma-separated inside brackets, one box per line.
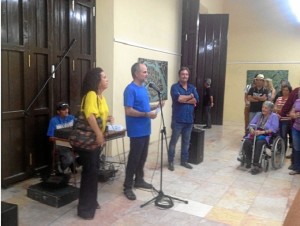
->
[47, 115, 75, 137]
[124, 82, 151, 138]
[170, 82, 199, 124]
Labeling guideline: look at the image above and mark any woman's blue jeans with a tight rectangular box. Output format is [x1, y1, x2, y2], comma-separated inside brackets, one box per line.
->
[292, 128, 300, 171]
[168, 121, 193, 163]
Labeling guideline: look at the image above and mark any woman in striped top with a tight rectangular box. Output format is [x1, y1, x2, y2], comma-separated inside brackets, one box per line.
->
[274, 84, 292, 152]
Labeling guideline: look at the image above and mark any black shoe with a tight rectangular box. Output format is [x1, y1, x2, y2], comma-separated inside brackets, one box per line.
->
[288, 164, 294, 170]
[180, 162, 193, 169]
[250, 166, 261, 175]
[124, 189, 136, 200]
[203, 126, 211, 129]
[78, 214, 94, 220]
[245, 163, 251, 169]
[134, 180, 152, 189]
[168, 162, 174, 171]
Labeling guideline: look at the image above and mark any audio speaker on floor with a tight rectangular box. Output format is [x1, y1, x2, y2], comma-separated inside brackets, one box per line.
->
[1, 201, 18, 226]
[27, 182, 79, 208]
[188, 126, 205, 164]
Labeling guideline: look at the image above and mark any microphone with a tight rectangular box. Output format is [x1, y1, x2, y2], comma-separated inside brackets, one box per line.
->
[149, 82, 161, 94]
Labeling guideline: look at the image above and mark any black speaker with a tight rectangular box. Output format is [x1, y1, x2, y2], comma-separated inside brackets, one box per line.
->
[188, 127, 205, 164]
[27, 183, 79, 208]
[1, 201, 18, 226]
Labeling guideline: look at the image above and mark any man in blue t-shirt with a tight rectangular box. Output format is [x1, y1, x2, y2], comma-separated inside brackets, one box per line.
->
[168, 67, 199, 171]
[123, 62, 159, 201]
[47, 102, 75, 172]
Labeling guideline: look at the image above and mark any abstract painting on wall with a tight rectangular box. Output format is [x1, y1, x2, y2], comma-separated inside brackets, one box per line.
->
[247, 70, 288, 93]
[138, 58, 168, 102]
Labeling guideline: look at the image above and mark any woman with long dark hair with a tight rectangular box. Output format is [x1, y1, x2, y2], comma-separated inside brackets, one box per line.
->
[77, 67, 113, 220]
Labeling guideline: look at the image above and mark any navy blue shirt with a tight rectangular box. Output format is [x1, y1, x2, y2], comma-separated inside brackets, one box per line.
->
[170, 82, 199, 124]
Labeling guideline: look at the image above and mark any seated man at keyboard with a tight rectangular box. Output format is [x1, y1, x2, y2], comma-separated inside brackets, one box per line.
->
[47, 102, 76, 173]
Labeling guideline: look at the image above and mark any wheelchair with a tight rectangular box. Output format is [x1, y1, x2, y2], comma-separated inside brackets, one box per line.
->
[237, 129, 285, 172]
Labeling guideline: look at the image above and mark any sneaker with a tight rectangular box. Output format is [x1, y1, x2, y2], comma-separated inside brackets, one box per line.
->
[289, 170, 300, 175]
[180, 162, 193, 169]
[168, 162, 174, 171]
[288, 164, 294, 170]
[203, 126, 211, 129]
[134, 180, 152, 189]
[124, 189, 136, 200]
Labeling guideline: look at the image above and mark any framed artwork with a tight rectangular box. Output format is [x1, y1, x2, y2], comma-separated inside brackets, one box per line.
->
[246, 70, 288, 93]
[138, 58, 168, 102]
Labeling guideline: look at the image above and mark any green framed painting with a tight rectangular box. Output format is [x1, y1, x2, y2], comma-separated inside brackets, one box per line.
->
[247, 70, 288, 93]
[138, 58, 168, 102]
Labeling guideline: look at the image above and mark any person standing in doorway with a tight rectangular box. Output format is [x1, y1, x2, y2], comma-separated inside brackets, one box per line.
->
[203, 78, 213, 129]
[123, 62, 160, 200]
[168, 66, 199, 171]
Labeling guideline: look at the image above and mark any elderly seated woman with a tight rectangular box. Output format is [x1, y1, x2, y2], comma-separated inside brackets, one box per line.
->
[243, 101, 279, 175]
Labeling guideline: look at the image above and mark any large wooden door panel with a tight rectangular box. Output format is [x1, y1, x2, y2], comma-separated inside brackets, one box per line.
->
[1, 0, 96, 187]
[196, 14, 229, 125]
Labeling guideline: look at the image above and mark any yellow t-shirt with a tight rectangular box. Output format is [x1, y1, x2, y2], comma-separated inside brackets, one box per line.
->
[81, 91, 109, 132]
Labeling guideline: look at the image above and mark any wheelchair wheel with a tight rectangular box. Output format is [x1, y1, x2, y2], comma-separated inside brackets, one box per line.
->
[271, 136, 285, 169]
[260, 144, 269, 172]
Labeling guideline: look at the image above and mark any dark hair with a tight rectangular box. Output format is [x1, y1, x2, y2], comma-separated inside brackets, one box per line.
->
[280, 79, 291, 87]
[281, 84, 292, 93]
[178, 66, 190, 75]
[81, 67, 103, 97]
[131, 62, 143, 78]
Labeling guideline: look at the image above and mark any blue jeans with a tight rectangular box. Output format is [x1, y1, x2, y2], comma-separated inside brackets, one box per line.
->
[279, 120, 292, 151]
[168, 121, 193, 163]
[292, 128, 300, 171]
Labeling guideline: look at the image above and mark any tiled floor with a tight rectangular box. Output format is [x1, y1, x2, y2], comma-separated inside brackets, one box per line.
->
[2, 122, 299, 226]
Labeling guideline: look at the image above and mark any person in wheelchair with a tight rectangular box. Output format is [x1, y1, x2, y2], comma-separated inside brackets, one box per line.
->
[242, 101, 279, 175]
[47, 102, 76, 174]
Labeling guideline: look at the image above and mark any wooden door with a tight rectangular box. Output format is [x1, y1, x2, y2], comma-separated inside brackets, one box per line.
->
[181, 0, 200, 85]
[1, 0, 95, 187]
[195, 14, 229, 125]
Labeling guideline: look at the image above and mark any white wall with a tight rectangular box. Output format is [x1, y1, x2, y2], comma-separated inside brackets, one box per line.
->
[96, 0, 300, 156]
[96, 0, 183, 155]
[201, 0, 300, 123]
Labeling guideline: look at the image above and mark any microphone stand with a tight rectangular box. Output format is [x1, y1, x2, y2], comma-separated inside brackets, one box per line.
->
[24, 39, 77, 116]
[140, 91, 188, 208]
